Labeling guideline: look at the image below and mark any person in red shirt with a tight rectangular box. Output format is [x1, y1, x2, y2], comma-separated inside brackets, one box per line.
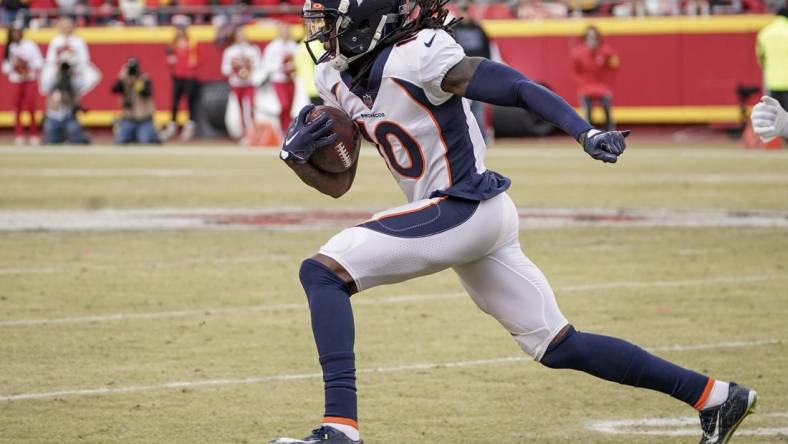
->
[161, 17, 199, 141]
[572, 26, 619, 131]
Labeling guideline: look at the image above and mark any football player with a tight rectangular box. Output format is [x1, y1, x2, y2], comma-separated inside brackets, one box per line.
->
[272, 1, 757, 443]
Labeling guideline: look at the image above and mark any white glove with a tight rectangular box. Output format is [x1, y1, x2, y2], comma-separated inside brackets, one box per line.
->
[751, 96, 788, 142]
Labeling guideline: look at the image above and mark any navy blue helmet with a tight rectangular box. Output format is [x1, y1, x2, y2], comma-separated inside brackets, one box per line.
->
[303, 0, 408, 71]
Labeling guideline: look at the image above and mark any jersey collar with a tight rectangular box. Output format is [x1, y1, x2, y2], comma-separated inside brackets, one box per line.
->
[340, 44, 394, 109]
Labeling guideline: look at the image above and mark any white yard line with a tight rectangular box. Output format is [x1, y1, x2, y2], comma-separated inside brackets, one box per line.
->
[556, 273, 788, 292]
[0, 266, 64, 275]
[0, 254, 287, 276]
[3, 166, 786, 182]
[647, 338, 782, 352]
[0, 146, 278, 157]
[0, 293, 464, 327]
[1, 206, 787, 232]
[588, 412, 788, 437]
[3, 273, 787, 327]
[0, 168, 258, 178]
[0, 339, 781, 402]
[1, 145, 787, 160]
[518, 173, 788, 184]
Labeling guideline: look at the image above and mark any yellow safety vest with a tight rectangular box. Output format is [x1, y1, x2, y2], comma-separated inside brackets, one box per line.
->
[757, 16, 788, 91]
[295, 41, 325, 100]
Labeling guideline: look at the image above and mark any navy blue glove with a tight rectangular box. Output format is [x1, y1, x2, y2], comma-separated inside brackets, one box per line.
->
[579, 129, 630, 163]
[280, 104, 337, 163]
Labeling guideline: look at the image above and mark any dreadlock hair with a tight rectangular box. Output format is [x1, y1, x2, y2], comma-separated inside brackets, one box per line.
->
[350, 0, 460, 88]
[382, 0, 460, 46]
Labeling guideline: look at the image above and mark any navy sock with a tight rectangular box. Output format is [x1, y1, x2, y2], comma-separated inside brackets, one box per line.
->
[299, 259, 357, 423]
[541, 326, 712, 408]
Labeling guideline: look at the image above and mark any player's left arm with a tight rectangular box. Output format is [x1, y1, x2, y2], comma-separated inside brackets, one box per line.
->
[442, 56, 629, 163]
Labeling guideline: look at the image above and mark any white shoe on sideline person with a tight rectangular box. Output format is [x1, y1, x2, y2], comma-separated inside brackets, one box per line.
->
[14, 136, 26, 146]
[180, 120, 196, 141]
[159, 122, 178, 141]
[28, 136, 41, 146]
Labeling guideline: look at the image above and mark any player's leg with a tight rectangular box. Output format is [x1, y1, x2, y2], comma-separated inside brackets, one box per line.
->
[182, 78, 199, 140]
[453, 236, 569, 362]
[43, 117, 65, 144]
[580, 95, 593, 125]
[245, 86, 256, 121]
[171, 76, 185, 123]
[242, 86, 256, 138]
[65, 116, 90, 144]
[230, 86, 246, 134]
[455, 204, 756, 443]
[298, 254, 359, 441]
[159, 76, 183, 141]
[273, 81, 295, 133]
[186, 78, 199, 121]
[136, 119, 161, 144]
[541, 323, 756, 443]
[11, 81, 24, 143]
[601, 94, 614, 131]
[23, 81, 39, 141]
[273, 196, 510, 444]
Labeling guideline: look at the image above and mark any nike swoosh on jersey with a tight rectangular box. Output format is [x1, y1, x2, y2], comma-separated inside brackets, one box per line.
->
[285, 130, 300, 145]
[424, 34, 437, 47]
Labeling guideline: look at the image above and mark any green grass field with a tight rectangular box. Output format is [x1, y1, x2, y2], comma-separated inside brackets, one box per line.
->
[1, 141, 787, 443]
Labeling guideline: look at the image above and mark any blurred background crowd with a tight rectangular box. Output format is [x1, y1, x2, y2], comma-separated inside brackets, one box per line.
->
[0, 0, 780, 27]
[1, 0, 786, 147]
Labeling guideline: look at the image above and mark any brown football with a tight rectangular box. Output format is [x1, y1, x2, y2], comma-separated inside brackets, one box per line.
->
[307, 106, 361, 174]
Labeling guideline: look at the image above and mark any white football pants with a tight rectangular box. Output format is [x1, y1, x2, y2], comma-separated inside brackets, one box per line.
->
[319, 192, 568, 360]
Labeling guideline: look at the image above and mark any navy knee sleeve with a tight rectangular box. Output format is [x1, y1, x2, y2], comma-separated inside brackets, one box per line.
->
[541, 326, 710, 407]
[299, 258, 357, 422]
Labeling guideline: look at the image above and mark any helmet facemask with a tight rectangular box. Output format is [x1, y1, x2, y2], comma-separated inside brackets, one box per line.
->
[303, 1, 345, 69]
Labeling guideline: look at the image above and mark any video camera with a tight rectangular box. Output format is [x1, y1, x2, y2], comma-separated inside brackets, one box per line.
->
[126, 58, 140, 77]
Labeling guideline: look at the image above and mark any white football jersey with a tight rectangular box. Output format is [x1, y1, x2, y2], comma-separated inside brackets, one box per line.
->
[315, 29, 510, 203]
[2, 39, 43, 83]
[262, 38, 298, 83]
[221, 42, 263, 87]
[45, 34, 90, 67]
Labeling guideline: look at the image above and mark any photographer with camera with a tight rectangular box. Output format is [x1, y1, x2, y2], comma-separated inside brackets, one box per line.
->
[111, 58, 160, 145]
[40, 55, 90, 144]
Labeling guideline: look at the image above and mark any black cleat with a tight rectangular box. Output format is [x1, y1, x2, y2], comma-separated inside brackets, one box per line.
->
[269, 426, 363, 444]
[698, 382, 758, 444]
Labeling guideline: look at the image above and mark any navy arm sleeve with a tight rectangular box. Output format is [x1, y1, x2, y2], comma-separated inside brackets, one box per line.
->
[464, 59, 592, 140]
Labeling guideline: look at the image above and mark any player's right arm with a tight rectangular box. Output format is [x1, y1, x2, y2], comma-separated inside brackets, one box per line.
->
[280, 105, 356, 199]
[441, 56, 628, 163]
[283, 157, 357, 199]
